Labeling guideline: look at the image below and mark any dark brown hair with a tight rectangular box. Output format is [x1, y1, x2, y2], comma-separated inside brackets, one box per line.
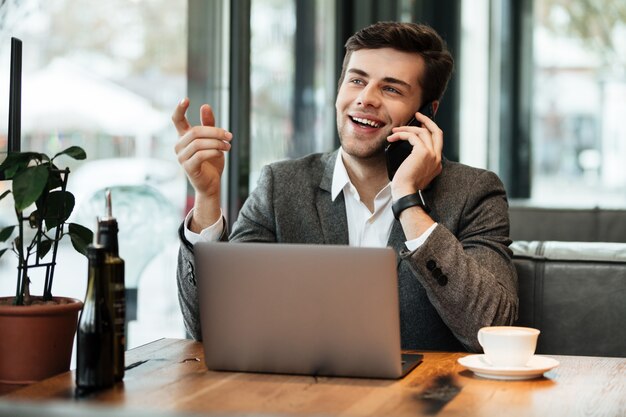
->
[339, 21, 454, 104]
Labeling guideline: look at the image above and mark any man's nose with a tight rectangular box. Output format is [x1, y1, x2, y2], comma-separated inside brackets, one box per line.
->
[356, 84, 381, 107]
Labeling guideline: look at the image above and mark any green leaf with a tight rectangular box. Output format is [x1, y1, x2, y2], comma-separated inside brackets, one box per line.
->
[34, 168, 64, 213]
[0, 225, 16, 242]
[0, 248, 8, 260]
[43, 191, 75, 230]
[38, 238, 54, 259]
[53, 146, 87, 161]
[12, 165, 49, 211]
[46, 167, 65, 191]
[0, 152, 42, 179]
[68, 223, 94, 256]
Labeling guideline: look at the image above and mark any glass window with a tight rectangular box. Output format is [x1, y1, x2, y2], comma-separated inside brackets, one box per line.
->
[532, 0, 626, 206]
[459, 0, 490, 169]
[249, 0, 336, 189]
[0, 0, 188, 348]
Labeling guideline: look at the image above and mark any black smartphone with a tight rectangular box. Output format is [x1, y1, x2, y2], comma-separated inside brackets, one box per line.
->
[385, 102, 435, 181]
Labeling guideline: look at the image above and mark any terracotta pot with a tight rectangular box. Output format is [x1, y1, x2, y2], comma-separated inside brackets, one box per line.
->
[0, 296, 83, 384]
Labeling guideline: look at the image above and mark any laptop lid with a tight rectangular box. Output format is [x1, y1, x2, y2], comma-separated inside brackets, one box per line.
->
[194, 242, 421, 379]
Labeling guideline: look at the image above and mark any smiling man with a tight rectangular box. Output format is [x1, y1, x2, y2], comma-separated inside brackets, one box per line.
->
[173, 22, 518, 352]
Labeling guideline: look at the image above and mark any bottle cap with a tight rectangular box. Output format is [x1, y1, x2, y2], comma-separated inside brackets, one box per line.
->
[97, 189, 119, 239]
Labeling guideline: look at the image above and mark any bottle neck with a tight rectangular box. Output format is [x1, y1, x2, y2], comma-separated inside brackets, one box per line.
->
[97, 220, 119, 255]
[86, 245, 107, 299]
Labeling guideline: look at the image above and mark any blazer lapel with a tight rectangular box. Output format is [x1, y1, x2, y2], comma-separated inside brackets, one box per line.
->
[317, 150, 349, 245]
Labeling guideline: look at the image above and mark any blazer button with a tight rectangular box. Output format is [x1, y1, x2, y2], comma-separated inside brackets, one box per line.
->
[432, 267, 442, 278]
[426, 260, 437, 271]
[437, 275, 448, 286]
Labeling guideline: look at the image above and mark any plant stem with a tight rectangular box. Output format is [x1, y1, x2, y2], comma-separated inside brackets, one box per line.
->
[14, 266, 22, 305]
[14, 208, 25, 305]
[44, 167, 70, 300]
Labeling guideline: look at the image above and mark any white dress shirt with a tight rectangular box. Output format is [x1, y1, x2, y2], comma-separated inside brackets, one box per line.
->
[184, 149, 436, 249]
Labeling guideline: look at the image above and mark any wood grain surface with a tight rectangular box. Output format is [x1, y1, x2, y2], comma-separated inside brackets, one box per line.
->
[2, 338, 625, 417]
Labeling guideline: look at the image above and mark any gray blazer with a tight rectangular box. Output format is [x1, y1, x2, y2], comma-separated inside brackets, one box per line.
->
[177, 150, 518, 352]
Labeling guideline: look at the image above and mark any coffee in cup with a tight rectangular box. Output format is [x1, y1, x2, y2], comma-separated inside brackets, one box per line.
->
[477, 326, 540, 367]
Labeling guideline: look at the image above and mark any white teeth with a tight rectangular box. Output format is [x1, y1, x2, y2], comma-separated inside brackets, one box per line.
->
[352, 117, 381, 128]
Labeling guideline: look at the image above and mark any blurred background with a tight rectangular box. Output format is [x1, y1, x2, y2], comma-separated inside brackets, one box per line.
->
[0, 0, 625, 350]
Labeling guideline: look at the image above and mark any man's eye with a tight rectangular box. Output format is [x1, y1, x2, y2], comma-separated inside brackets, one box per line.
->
[350, 79, 364, 85]
[384, 86, 400, 94]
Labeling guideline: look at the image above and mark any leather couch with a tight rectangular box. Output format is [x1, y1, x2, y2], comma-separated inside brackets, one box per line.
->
[509, 205, 626, 242]
[511, 240, 626, 357]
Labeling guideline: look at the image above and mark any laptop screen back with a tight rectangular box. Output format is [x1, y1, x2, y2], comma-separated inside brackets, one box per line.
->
[194, 242, 405, 379]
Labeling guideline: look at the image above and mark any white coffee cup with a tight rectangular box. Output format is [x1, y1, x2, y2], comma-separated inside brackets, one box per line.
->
[477, 326, 540, 367]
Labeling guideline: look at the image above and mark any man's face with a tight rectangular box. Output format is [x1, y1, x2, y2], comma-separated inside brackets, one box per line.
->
[335, 48, 425, 160]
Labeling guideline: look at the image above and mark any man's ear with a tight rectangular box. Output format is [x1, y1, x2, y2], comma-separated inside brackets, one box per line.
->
[432, 100, 440, 116]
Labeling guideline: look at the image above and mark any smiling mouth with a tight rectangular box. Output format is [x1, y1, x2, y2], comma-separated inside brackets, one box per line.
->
[350, 116, 383, 128]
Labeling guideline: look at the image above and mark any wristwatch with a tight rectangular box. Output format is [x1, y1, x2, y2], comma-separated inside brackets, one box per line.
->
[392, 190, 431, 220]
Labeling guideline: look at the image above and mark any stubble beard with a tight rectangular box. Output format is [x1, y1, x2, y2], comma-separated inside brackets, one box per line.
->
[337, 123, 392, 161]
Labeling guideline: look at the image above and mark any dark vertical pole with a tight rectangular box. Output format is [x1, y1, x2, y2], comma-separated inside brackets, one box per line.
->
[335, 0, 354, 87]
[410, 0, 462, 163]
[8, 37, 22, 153]
[334, 0, 353, 148]
[511, 0, 533, 198]
[492, 0, 532, 198]
[228, 0, 252, 227]
[293, 0, 317, 158]
[431, 0, 461, 163]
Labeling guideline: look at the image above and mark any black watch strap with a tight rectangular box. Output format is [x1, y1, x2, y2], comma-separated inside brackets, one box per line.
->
[392, 190, 430, 220]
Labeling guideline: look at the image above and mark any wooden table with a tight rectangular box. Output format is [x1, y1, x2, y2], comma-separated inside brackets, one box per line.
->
[1, 338, 625, 417]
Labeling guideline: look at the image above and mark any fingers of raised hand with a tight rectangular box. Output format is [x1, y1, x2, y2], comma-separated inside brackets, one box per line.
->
[200, 104, 215, 127]
[388, 128, 431, 153]
[175, 124, 232, 151]
[387, 129, 441, 172]
[172, 98, 192, 136]
[181, 148, 226, 177]
[391, 124, 442, 152]
[175, 133, 232, 164]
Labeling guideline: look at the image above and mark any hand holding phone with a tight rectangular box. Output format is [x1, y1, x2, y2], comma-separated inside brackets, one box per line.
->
[385, 102, 435, 181]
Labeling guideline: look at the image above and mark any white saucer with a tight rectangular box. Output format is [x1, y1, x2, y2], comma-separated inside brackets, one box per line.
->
[457, 354, 560, 380]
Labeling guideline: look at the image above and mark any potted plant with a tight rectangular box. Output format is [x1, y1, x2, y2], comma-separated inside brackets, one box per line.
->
[0, 146, 93, 384]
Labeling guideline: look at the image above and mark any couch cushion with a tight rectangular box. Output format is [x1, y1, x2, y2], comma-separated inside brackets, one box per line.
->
[512, 241, 626, 357]
[509, 206, 626, 242]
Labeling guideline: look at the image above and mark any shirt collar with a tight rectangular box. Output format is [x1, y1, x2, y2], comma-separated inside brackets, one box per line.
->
[331, 148, 351, 201]
[331, 148, 392, 203]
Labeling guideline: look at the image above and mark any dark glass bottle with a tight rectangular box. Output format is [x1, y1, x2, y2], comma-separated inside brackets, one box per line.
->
[76, 245, 114, 394]
[97, 189, 126, 382]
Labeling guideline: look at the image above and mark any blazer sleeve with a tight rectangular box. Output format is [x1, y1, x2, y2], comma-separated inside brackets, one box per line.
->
[176, 217, 228, 340]
[176, 165, 278, 340]
[401, 170, 518, 352]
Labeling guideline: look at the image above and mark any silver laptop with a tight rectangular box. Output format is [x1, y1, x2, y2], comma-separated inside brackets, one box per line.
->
[194, 242, 422, 379]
